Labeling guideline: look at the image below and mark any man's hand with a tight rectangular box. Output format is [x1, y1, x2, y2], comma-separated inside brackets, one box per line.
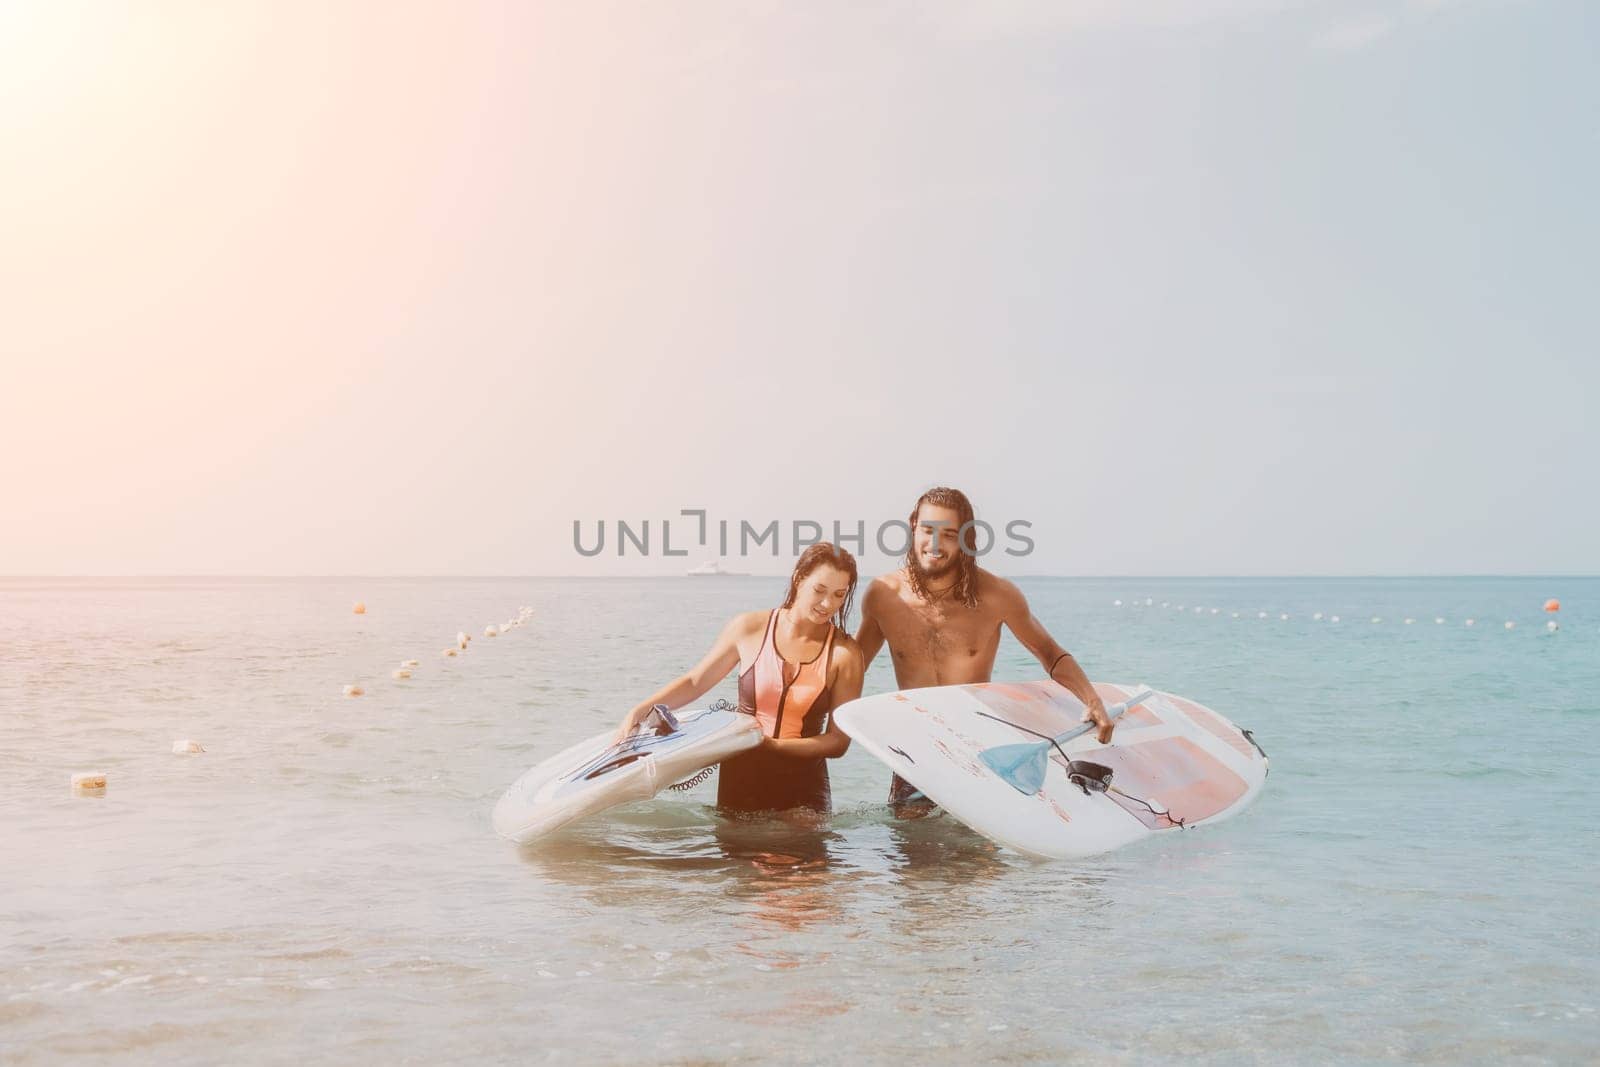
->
[1081, 698, 1114, 744]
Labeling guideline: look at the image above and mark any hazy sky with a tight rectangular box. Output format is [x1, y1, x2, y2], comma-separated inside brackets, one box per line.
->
[2, 0, 1593, 576]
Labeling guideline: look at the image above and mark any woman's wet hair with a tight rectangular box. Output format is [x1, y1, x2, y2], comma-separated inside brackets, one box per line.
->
[781, 542, 859, 630]
[906, 485, 979, 608]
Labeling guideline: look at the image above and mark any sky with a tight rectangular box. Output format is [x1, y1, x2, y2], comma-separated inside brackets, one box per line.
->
[1, 0, 1594, 577]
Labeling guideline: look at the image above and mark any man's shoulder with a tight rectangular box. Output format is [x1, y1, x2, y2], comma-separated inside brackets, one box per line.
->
[973, 567, 1025, 610]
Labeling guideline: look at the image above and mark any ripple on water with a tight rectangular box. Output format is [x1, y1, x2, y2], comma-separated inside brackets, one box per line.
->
[3, 576, 1597, 1063]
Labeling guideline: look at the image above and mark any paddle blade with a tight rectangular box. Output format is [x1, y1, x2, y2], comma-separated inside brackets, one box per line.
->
[979, 740, 1051, 795]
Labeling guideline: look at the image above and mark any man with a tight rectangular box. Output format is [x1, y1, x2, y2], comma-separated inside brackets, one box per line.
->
[854, 486, 1112, 813]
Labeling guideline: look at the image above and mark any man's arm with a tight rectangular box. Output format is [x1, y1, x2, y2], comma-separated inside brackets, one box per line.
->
[996, 580, 1114, 743]
[853, 579, 888, 672]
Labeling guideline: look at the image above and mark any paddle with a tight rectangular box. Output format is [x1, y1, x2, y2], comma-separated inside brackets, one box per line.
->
[978, 688, 1156, 796]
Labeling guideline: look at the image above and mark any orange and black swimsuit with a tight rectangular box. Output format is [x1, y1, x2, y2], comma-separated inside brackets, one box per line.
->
[717, 609, 838, 813]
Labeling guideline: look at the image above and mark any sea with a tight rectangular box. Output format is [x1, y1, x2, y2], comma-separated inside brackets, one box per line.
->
[2, 576, 1596, 1064]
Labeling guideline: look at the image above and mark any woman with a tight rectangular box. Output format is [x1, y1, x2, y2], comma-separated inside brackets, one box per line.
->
[614, 543, 864, 813]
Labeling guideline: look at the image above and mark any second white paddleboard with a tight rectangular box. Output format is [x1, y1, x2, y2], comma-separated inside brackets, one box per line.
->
[835, 680, 1267, 859]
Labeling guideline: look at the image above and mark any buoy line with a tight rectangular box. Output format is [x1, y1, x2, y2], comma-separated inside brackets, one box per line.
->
[1108, 597, 1573, 636]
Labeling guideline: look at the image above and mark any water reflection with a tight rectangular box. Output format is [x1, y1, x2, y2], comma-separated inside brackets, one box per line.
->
[710, 811, 843, 937]
[879, 810, 1008, 884]
[501, 790, 1138, 978]
[513, 800, 1016, 875]
[510, 803, 732, 898]
[506, 797, 1050, 944]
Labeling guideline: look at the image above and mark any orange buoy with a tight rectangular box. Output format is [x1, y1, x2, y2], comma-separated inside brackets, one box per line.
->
[1543, 599, 1560, 613]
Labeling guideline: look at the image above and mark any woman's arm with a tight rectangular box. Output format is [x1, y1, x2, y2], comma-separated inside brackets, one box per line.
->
[765, 639, 863, 760]
[613, 613, 750, 741]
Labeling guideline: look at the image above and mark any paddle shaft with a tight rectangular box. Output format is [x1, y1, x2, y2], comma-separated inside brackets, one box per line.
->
[1046, 688, 1155, 749]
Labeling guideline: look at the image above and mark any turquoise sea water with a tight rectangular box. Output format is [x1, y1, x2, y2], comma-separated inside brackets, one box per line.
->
[2, 576, 1596, 1064]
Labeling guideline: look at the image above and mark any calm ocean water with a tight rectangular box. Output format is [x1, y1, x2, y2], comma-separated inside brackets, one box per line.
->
[2, 576, 1596, 1064]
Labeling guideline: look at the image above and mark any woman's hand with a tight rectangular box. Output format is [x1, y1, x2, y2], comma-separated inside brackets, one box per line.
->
[758, 731, 850, 760]
[610, 613, 752, 745]
[613, 706, 650, 745]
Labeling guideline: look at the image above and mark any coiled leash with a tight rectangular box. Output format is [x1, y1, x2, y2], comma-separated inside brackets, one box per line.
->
[666, 698, 744, 792]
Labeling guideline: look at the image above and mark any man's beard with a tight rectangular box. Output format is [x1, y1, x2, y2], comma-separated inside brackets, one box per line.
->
[911, 551, 959, 582]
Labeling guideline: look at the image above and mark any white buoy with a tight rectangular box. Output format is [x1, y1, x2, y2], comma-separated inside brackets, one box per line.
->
[343, 684, 364, 697]
[1144, 598, 1153, 606]
[1113, 599, 1122, 606]
[1435, 617, 1445, 625]
[401, 659, 419, 668]
[1161, 602, 1169, 608]
[1504, 621, 1515, 630]
[1175, 605, 1184, 611]
[442, 647, 458, 657]
[392, 668, 412, 680]
[1465, 619, 1475, 627]
[1211, 608, 1219, 615]
[1372, 617, 1382, 624]
[71, 771, 107, 793]
[1280, 613, 1289, 621]
[1331, 615, 1341, 623]
[1404, 618, 1415, 625]
[1258, 612, 1267, 619]
[1547, 620, 1559, 633]
[485, 624, 499, 638]
[1231, 612, 1240, 619]
[171, 739, 204, 755]
[1313, 612, 1324, 621]
[352, 602, 366, 615]
[1194, 606, 1203, 614]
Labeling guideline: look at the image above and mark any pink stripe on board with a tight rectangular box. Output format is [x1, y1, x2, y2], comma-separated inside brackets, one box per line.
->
[1075, 736, 1248, 828]
[968, 680, 1161, 735]
[1165, 694, 1254, 759]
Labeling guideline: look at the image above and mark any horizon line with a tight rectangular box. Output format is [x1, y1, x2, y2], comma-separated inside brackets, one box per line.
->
[2, 573, 1595, 581]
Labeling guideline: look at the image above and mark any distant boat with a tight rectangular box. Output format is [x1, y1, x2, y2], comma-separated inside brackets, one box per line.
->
[686, 559, 747, 577]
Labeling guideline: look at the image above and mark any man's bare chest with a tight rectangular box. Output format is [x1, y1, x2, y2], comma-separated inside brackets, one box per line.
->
[879, 598, 1000, 659]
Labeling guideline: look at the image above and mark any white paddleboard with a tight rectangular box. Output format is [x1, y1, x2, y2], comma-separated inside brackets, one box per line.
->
[492, 703, 763, 843]
[834, 681, 1268, 860]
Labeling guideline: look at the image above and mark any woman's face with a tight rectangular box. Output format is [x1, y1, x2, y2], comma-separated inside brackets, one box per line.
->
[791, 563, 852, 625]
